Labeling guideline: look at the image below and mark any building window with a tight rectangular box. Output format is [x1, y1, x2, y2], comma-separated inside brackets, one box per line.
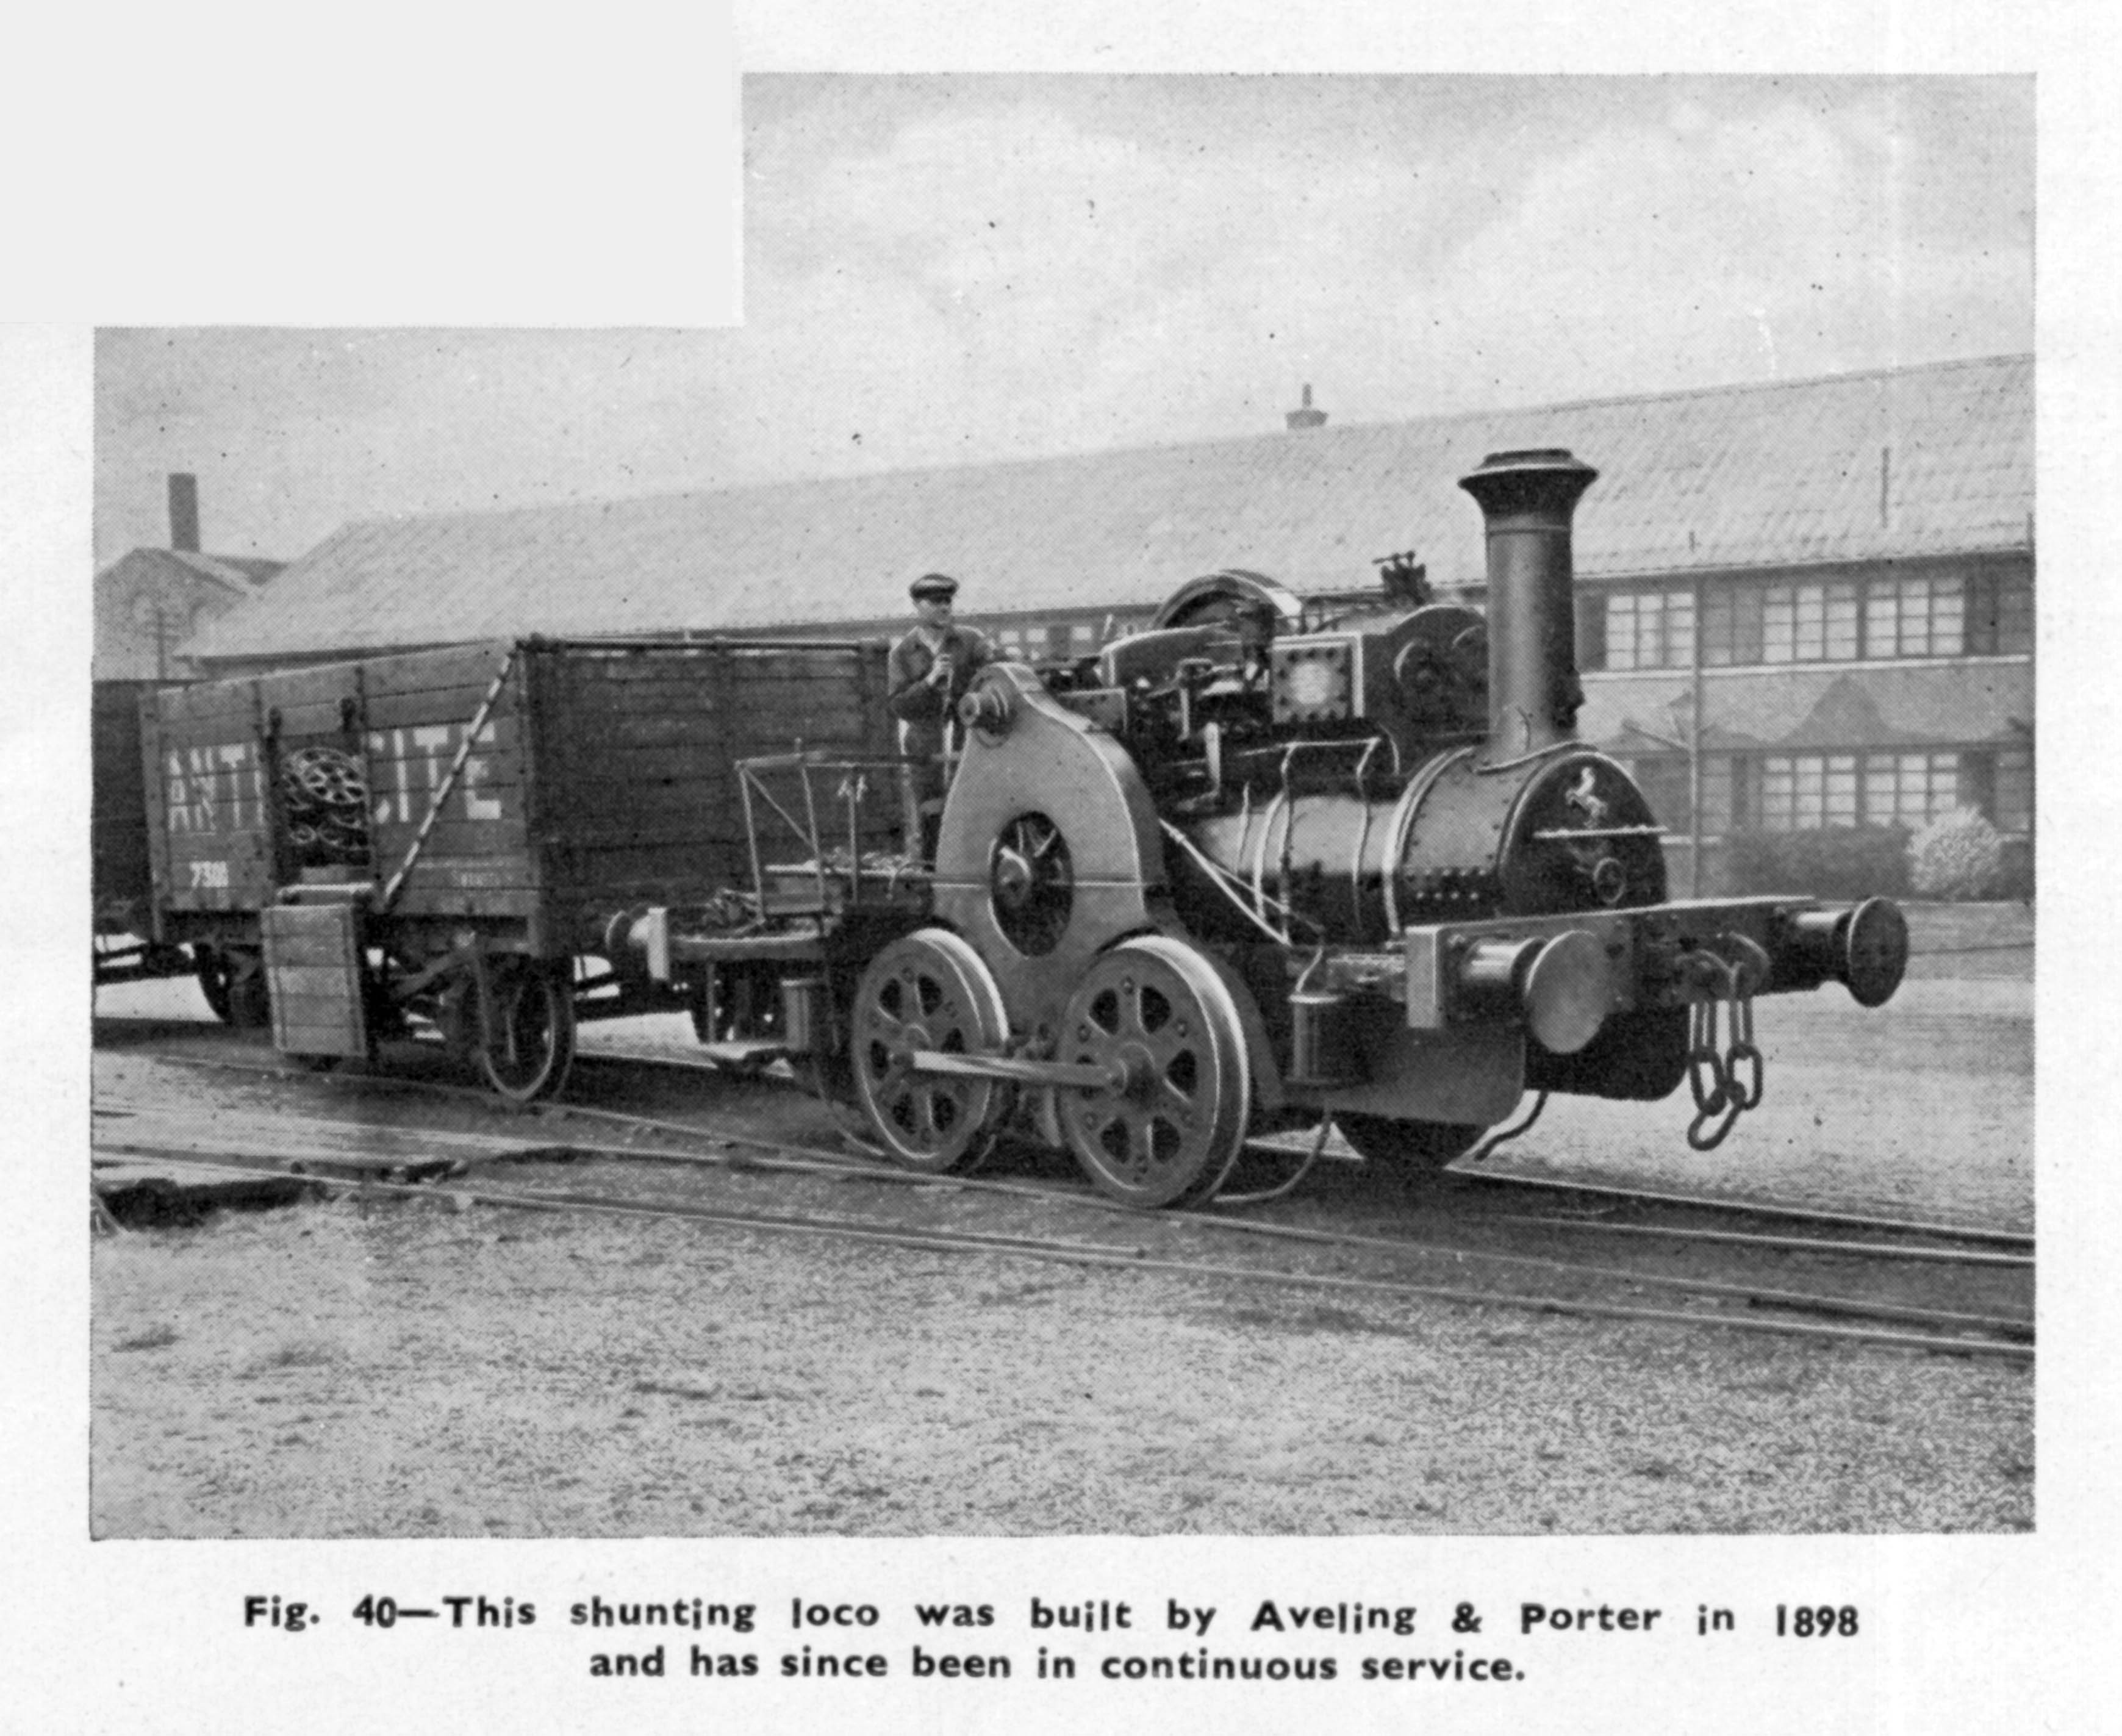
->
[1701, 587, 1763, 666]
[1635, 567, 2030, 670]
[1763, 581, 1859, 663]
[1762, 753, 1862, 828]
[1626, 755, 1768, 838]
[1761, 753, 1901, 830]
[1604, 589, 1695, 670]
[1703, 754, 1752, 836]
[1965, 568, 2034, 656]
[1865, 575, 1966, 658]
[1968, 743, 2034, 834]
[1995, 744, 2032, 833]
[1048, 621, 1094, 658]
[1860, 751, 1963, 826]
[1631, 757, 1691, 831]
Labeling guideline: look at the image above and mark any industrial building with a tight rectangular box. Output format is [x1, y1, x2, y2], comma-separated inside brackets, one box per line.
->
[181, 354, 2034, 894]
[94, 474, 283, 681]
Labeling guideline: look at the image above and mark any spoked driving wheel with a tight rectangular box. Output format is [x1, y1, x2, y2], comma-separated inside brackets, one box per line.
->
[851, 929, 1014, 1174]
[1058, 934, 1252, 1208]
[475, 958, 577, 1103]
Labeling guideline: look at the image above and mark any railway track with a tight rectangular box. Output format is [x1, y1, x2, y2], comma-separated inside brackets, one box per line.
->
[112, 1033, 2035, 1248]
[97, 1039, 2036, 1364]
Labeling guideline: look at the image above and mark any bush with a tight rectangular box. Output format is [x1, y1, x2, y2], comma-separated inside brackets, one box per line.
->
[1722, 825, 1912, 902]
[1909, 806, 2007, 900]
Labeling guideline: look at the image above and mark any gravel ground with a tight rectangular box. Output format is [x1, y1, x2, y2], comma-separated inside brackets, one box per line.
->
[91, 1187, 2031, 1537]
[89, 902, 2034, 1537]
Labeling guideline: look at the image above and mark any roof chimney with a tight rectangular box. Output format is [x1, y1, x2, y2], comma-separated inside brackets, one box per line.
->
[168, 473, 201, 552]
[1285, 383, 1327, 431]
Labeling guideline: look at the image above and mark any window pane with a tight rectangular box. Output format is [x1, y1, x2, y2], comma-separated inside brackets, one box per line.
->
[1790, 757, 1820, 828]
[1993, 745, 2033, 832]
[1998, 573, 2032, 655]
[1893, 753, 1924, 825]
[1902, 581, 1929, 656]
[1707, 584, 1766, 665]
[1825, 584, 1859, 659]
[1965, 571, 1997, 655]
[1701, 755, 1733, 834]
[1825, 755, 1857, 825]
[1862, 753, 1897, 825]
[1865, 587, 1895, 659]
[1793, 585, 1824, 661]
[1606, 595, 1638, 671]
[1762, 757, 1793, 830]
[1931, 580, 1964, 656]
[1763, 587, 1794, 662]
[1702, 589, 1733, 666]
[1633, 757, 1690, 830]
[1665, 591, 1695, 669]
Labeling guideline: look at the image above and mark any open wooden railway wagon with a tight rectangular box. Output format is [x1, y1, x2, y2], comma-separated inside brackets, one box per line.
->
[135, 636, 909, 1099]
[94, 680, 200, 994]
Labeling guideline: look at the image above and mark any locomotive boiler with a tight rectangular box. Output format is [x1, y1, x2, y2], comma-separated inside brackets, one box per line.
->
[794, 448, 1907, 1204]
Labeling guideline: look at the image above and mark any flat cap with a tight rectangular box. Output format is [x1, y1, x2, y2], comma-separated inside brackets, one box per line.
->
[909, 572, 960, 601]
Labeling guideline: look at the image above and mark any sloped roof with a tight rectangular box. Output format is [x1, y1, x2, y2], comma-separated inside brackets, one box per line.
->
[179, 552, 284, 586]
[187, 354, 2034, 665]
[1586, 660, 2032, 755]
[93, 547, 282, 681]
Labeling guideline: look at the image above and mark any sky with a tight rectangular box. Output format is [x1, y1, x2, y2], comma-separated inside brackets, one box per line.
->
[92, 74, 2034, 565]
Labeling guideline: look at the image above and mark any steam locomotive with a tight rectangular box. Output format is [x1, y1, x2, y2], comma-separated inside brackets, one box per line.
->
[97, 448, 1907, 1208]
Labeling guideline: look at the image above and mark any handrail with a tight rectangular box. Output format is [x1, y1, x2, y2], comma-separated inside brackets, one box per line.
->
[734, 750, 920, 913]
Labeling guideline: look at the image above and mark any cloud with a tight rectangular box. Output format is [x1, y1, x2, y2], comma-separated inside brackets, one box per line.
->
[1402, 93, 2034, 409]
[95, 79, 2034, 563]
[729, 82, 2031, 481]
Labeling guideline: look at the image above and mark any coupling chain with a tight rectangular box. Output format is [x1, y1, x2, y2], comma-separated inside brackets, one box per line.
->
[1682, 936, 1769, 1152]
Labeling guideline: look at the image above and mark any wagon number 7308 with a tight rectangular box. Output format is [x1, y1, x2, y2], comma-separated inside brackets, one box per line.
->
[188, 860, 231, 889]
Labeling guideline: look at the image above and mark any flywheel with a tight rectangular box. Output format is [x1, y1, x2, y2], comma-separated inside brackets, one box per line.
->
[989, 810, 1073, 956]
[1057, 934, 1252, 1207]
[851, 928, 1016, 1174]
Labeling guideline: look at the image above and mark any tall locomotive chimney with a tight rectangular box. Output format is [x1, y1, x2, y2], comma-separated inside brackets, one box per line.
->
[1458, 448, 1597, 762]
[167, 472, 201, 553]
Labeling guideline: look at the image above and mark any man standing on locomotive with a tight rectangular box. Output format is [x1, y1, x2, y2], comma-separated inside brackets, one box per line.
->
[887, 572, 992, 865]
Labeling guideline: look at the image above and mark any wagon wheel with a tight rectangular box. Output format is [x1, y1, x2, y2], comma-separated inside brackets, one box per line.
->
[195, 945, 270, 1028]
[193, 946, 235, 1023]
[474, 958, 577, 1103]
[850, 929, 1014, 1174]
[1332, 1114, 1485, 1176]
[1058, 934, 1252, 1208]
